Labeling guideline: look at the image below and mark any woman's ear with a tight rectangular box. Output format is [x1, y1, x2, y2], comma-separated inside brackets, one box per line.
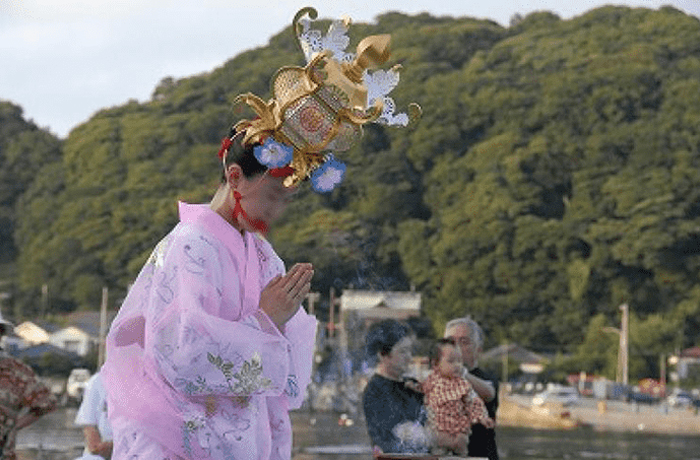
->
[226, 164, 244, 188]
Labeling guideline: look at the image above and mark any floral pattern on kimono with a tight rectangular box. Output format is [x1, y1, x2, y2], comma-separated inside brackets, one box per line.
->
[102, 202, 317, 460]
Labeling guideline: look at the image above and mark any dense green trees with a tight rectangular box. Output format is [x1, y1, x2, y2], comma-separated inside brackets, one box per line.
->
[395, 6, 700, 379]
[3, 6, 700, 381]
[0, 102, 62, 264]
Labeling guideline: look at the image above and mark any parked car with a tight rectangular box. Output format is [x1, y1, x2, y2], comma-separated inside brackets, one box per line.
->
[627, 391, 657, 405]
[667, 390, 694, 408]
[65, 368, 91, 404]
[532, 386, 580, 406]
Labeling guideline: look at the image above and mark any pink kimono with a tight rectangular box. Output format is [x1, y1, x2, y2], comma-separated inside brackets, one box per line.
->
[102, 202, 318, 460]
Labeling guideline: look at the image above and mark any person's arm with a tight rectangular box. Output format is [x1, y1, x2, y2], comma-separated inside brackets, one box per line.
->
[75, 375, 112, 458]
[462, 386, 495, 428]
[403, 376, 423, 394]
[258, 263, 313, 331]
[98, 441, 114, 460]
[146, 233, 299, 399]
[435, 431, 468, 456]
[15, 410, 40, 430]
[19, 370, 58, 428]
[83, 426, 113, 459]
[463, 368, 496, 402]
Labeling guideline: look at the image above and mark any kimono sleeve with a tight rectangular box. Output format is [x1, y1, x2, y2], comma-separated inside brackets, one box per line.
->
[146, 230, 290, 398]
[280, 308, 318, 409]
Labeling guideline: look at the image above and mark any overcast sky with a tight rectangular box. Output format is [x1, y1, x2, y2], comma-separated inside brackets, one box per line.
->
[1, 0, 699, 138]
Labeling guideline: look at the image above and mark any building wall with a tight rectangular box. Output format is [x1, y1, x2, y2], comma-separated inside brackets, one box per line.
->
[340, 290, 421, 312]
[678, 358, 700, 380]
[49, 327, 93, 356]
[14, 322, 51, 345]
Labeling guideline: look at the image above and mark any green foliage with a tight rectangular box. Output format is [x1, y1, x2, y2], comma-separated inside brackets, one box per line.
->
[392, 6, 700, 359]
[0, 101, 62, 264]
[5, 6, 700, 383]
[571, 314, 618, 379]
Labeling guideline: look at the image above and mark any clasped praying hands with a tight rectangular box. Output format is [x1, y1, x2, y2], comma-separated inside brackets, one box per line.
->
[259, 263, 314, 330]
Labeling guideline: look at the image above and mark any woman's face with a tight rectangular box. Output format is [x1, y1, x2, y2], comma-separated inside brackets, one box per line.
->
[236, 172, 297, 232]
[379, 336, 413, 379]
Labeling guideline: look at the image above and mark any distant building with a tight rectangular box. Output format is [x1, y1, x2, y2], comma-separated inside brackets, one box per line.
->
[1, 327, 27, 354]
[14, 320, 60, 346]
[64, 310, 117, 341]
[13, 311, 116, 358]
[49, 326, 93, 356]
[677, 346, 700, 380]
[334, 289, 423, 376]
[481, 343, 549, 374]
[340, 289, 422, 326]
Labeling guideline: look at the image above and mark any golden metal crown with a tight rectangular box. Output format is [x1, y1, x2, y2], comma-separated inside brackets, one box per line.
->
[231, 7, 421, 191]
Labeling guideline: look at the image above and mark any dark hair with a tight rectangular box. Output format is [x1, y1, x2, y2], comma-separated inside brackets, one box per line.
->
[365, 319, 411, 359]
[428, 338, 457, 369]
[220, 128, 267, 182]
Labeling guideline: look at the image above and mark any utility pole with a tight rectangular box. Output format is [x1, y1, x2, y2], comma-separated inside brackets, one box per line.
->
[98, 287, 108, 368]
[329, 287, 342, 339]
[305, 292, 320, 315]
[619, 303, 629, 386]
[603, 303, 630, 386]
[41, 284, 49, 318]
[329, 288, 335, 338]
[329, 288, 348, 379]
[338, 293, 348, 379]
[660, 353, 666, 390]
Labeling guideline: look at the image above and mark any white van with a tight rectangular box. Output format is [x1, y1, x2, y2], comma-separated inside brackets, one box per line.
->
[532, 386, 579, 406]
[66, 368, 91, 401]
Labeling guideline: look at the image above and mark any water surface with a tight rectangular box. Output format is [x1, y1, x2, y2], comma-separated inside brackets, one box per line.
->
[16, 409, 700, 460]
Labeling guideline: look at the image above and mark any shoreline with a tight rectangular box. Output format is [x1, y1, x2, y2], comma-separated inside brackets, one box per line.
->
[498, 394, 700, 435]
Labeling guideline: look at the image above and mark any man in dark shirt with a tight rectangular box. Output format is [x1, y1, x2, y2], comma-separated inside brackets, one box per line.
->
[444, 317, 499, 460]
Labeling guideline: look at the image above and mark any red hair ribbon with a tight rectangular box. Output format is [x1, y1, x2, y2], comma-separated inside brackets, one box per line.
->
[269, 165, 294, 177]
[218, 137, 233, 160]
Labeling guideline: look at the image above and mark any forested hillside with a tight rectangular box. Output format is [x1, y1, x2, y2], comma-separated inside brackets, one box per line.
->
[0, 102, 62, 265]
[3, 6, 700, 380]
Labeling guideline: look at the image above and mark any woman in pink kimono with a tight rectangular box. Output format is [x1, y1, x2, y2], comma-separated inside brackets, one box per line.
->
[102, 7, 419, 460]
[101, 128, 318, 460]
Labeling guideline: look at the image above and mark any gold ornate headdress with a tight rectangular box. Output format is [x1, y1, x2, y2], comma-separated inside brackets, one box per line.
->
[221, 6, 421, 192]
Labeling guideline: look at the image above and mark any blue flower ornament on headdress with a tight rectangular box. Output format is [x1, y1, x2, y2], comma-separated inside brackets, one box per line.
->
[227, 7, 421, 193]
[254, 138, 294, 169]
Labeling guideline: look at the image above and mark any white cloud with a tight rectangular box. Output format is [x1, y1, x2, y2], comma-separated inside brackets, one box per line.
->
[2, 0, 159, 20]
